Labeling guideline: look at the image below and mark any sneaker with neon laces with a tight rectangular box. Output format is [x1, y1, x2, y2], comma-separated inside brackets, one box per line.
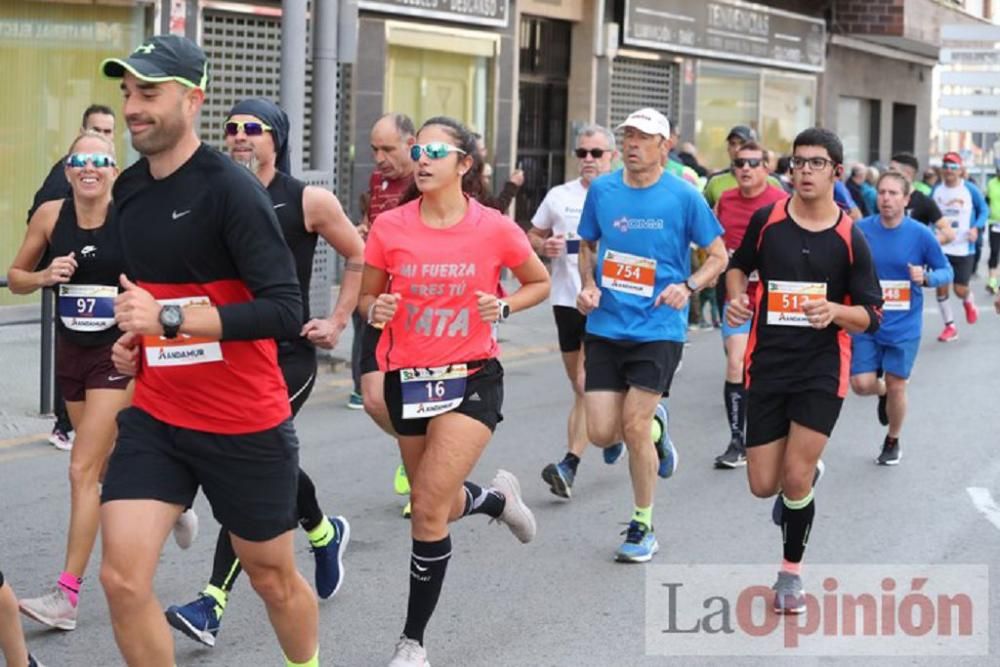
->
[312, 516, 350, 599]
[394, 464, 411, 495]
[615, 520, 659, 563]
[173, 508, 199, 550]
[653, 403, 678, 479]
[963, 300, 979, 324]
[47, 426, 73, 452]
[771, 460, 824, 526]
[987, 276, 999, 295]
[602, 442, 625, 464]
[18, 588, 77, 631]
[347, 391, 364, 410]
[938, 323, 958, 342]
[489, 469, 536, 543]
[402, 501, 412, 519]
[772, 571, 806, 614]
[165, 594, 222, 647]
[541, 461, 575, 499]
[388, 635, 430, 667]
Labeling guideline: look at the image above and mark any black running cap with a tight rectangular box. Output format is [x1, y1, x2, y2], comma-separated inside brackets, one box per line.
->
[101, 35, 208, 90]
[726, 126, 757, 142]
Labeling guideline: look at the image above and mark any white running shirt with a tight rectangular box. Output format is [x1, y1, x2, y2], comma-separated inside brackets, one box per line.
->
[531, 178, 587, 307]
[934, 183, 974, 257]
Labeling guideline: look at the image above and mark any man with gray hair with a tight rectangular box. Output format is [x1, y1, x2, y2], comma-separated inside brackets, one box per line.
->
[530, 124, 624, 500]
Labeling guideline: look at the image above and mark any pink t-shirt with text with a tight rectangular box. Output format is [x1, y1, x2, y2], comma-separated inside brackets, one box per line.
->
[365, 197, 532, 371]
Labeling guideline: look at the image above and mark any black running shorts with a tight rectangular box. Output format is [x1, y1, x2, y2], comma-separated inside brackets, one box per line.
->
[360, 323, 383, 375]
[947, 254, 974, 286]
[583, 336, 683, 396]
[745, 390, 844, 447]
[101, 407, 300, 542]
[383, 358, 504, 437]
[552, 306, 587, 353]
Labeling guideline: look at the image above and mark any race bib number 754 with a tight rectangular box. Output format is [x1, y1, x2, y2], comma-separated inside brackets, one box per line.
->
[601, 250, 657, 297]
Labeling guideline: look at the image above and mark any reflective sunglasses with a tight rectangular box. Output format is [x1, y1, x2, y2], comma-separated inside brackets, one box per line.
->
[790, 156, 836, 171]
[224, 120, 272, 137]
[575, 148, 606, 159]
[409, 142, 467, 161]
[942, 162, 961, 171]
[733, 158, 764, 169]
[65, 153, 116, 168]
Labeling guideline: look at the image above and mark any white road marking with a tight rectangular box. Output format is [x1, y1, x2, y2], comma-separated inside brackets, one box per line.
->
[967, 487, 1000, 531]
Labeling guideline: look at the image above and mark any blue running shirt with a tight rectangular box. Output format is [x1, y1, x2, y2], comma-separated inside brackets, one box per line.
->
[854, 215, 952, 344]
[578, 170, 723, 342]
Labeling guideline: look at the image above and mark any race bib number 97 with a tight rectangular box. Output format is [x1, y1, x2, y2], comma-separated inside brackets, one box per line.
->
[766, 281, 826, 327]
[601, 250, 657, 297]
[58, 284, 116, 332]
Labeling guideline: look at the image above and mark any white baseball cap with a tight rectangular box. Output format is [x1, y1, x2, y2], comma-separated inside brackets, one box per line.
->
[616, 108, 670, 140]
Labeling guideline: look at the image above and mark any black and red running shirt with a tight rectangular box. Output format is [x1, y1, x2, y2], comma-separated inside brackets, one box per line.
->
[729, 199, 883, 398]
[113, 143, 302, 434]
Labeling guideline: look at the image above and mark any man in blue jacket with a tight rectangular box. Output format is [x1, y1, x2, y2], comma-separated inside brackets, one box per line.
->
[851, 172, 953, 465]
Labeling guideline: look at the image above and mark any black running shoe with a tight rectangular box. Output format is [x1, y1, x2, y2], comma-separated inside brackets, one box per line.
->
[877, 393, 889, 426]
[876, 438, 901, 466]
[714, 436, 747, 469]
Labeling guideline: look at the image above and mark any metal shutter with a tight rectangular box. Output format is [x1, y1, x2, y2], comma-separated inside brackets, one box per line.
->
[610, 56, 679, 131]
[201, 7, 354, 325]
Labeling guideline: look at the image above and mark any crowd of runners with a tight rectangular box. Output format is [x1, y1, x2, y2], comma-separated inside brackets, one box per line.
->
[3, 34, 1000, 667]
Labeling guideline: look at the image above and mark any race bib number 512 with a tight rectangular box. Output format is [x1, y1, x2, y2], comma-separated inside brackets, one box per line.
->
[766, 281, 826, 327]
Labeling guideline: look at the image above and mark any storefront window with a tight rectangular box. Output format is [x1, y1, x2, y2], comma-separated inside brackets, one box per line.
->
[695, 63, 817, 173]
[761, 72, 815, 162]
[695, 64, 759, 172]
[0, 0, 145, 305]
[386, 45, 493, 138]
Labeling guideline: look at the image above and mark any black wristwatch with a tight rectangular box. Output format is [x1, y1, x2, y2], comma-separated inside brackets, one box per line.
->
[159, 305, 183, 339]
[684, 277, 699, 294]
[497, 300, 512, 323]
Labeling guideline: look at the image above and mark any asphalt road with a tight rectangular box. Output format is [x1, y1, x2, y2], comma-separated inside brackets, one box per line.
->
[3, 298, 1000, 666]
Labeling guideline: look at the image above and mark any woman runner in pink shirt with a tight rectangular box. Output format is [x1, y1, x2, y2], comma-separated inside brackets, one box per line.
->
[360, 116, 549, 667]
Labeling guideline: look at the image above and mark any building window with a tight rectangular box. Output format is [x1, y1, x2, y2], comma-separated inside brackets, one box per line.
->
[695, 64, 760, 172]
[838, 96, 880, 164]
[760, 72, 815, 162]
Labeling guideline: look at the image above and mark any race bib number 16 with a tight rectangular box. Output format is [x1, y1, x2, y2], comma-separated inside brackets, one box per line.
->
[601, 250, 657, 297]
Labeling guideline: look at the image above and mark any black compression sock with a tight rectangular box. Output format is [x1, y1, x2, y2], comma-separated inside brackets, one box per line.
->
[461, 481, 505, 518]
[296, 468, 325, 533]
[561, 452, 581, 474]
[208, 527, 243, 593]
[724, 381, 747, 438]
[402, 535, 452, 645]
[781, 492, 815, 564]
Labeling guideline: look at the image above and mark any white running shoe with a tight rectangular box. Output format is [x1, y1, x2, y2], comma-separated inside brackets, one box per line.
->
[388, 636, 430, 667]
[47, 427, 73, 452]
[19, 588, 77, 630]
[174, 508, 199, 550]
[489, 469, 537, 544]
